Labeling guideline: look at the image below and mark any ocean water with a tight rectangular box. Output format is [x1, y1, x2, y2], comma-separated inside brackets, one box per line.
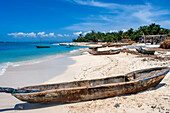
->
[0, 42, 86, 75]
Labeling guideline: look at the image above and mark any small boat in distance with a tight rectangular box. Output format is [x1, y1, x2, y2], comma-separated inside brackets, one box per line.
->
[36, 37, 50, 48]
[66, 44, 71, 48]
[0, 67, 168, 103]
[36, 46, 50, 48]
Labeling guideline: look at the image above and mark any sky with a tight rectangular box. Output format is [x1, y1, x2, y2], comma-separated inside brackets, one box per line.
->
[0, 0, 170, 42]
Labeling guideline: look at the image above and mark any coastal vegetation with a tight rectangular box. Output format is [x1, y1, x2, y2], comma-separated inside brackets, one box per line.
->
[73, 23, 170, 42]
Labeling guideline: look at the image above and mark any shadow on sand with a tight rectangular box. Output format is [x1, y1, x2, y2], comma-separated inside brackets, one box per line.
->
[154, 83, 166, 90]
[0, 83, 166, 112]
[0, 103, 62, 112]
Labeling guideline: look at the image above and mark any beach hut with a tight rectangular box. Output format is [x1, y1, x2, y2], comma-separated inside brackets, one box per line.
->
[121, 38, 131, 42]
[139, 34, 168, 44]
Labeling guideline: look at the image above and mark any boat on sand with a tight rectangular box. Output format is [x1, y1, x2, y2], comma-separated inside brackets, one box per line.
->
[0, 67, 169, 103]
[136, 47, 155, 55]
[89, 49, 121, 55]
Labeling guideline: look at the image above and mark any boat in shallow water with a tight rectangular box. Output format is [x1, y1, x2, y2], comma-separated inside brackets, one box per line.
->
[36, 46, 50, 48]
[0, 67, 169, 103]
[36, 37, 50, 48]
[89, 49, 121, 55]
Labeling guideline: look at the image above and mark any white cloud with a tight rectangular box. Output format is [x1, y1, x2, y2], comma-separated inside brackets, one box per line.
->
[83, 31, 91, 35]
[73, 0, 119, 8]
[157, 20, 170, 29]
[37, 32, 45, 36]
[65, 22, 105, 31]
[122, 29, 127, 32]
[37, 32, 49, 37]
[48, 32, 56, 37]
[64, 34, 70, 37]
[8, 32, 36, 38]
[132, 9, 153, 23]
[57, 34, 63, 37]
[65, 0, 170, 31]
[109, 30, 118, 33]
[72, 0, 153, 12]
[56, 34, 70, 37]
[132, 8, 170, 23]
[73, 31, 82, 36]
[8, 32, 73, 38]
[99, 15, 111, 22]
[28, 32, 37, 37]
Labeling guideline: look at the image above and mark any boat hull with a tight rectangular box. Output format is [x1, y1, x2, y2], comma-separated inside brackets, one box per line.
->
[13, 67, 169, 103]
[89, 50, 120, 55]
[136, 48, 155, 55]
[36, 46, 50, 48]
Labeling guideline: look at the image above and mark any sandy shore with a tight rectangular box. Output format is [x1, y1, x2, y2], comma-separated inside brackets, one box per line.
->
[0, 55, 74, 112]
[0, 48, 170, 113]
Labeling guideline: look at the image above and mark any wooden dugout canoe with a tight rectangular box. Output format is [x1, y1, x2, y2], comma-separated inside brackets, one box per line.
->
[136, 48, 155, 55]
[89, 49, 121, 55]
[9, 67, 169, 103]
[36, 46, 50, 48]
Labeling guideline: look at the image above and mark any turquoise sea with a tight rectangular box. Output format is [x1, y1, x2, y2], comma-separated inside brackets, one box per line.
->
[0, 42, 86, 75]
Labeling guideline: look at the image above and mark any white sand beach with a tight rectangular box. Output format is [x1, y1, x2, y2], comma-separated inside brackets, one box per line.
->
[0, 48, 170, 113]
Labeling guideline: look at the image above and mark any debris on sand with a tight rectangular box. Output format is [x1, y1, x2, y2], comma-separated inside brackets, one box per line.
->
[160, 39, 170, 49]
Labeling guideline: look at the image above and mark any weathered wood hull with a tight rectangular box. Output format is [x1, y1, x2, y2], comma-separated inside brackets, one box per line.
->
[36, 46, 50, 48]
[12, 67, 169, 103]
[136, 48, 155, 55]
[108, 43, 132, 47]
[89, 50, 120, 55]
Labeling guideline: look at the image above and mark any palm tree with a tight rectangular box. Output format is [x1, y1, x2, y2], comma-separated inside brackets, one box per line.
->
[79, 33, 83, 38]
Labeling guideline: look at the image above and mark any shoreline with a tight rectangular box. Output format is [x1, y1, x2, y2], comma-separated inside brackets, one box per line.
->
[45, 51, 170, 113]
[0, 47, 89, 87]
[0, 44, 169, 113]
[0, 46, 87, 76]
[43, 51, 170, 113]
[0, 55, 75, 88]
[0, 49, 83, 112]
[0, 48, 89, 112]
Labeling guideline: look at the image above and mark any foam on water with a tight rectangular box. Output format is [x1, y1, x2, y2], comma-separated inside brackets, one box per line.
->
[0, 42, 87, 75]
[0, 54, 62, 76]
[70, 49, 79, 53]
[0, 62, 20, 75]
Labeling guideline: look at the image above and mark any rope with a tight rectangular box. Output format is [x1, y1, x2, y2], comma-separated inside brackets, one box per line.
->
[11, 89, 16, 95]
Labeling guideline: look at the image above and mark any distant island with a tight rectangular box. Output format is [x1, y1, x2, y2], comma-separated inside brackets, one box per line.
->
[73, 23, 170, 42]
[0, 41, 17, 43]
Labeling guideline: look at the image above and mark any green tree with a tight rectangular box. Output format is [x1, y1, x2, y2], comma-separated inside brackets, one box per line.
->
[72, 23, 169, 42]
